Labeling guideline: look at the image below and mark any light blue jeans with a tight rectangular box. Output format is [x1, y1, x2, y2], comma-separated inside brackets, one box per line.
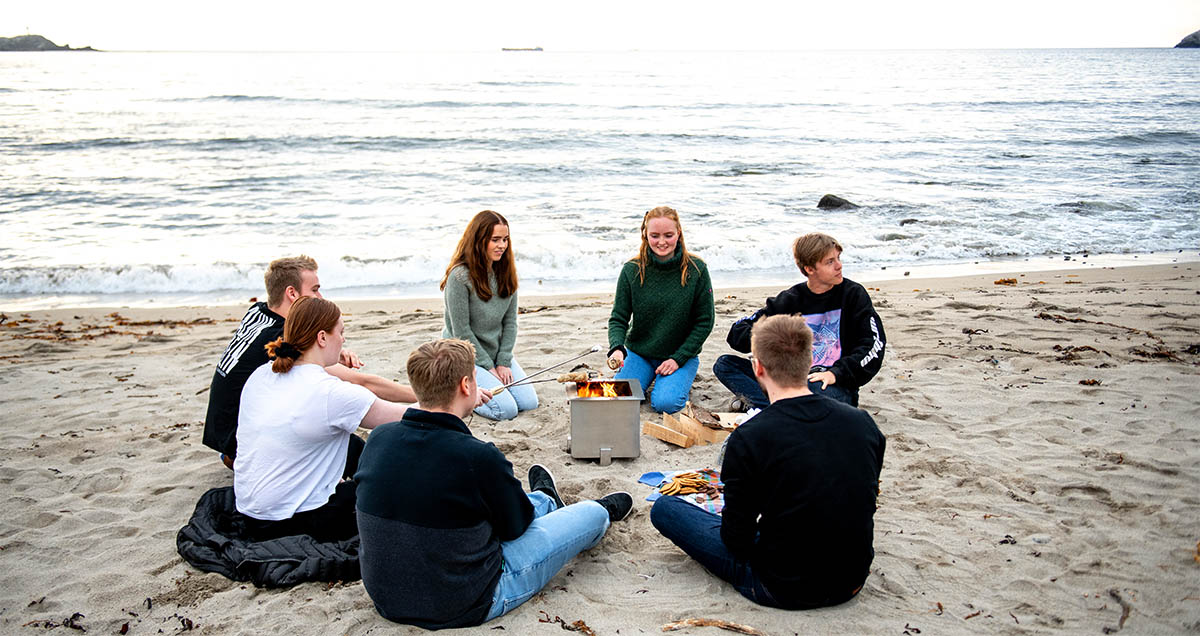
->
[615, 350, 700, 413]
[474, 358, 539, 420]
[485, 492, 611, 621]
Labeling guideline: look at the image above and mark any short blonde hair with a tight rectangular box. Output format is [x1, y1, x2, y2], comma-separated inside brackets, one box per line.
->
[750, 314, 813, 387]
[264, 255, 318, 307]
[407, 339, 476, 408]
[792, 234, 842, 277]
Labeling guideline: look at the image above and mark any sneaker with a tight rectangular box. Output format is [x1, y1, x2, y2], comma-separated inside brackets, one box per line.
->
[528, 464, 565, 509]
[595, 492, 634, 522]
[728, 397, 749, 413]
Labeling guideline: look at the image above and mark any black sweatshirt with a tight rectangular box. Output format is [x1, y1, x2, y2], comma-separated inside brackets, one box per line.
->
[354, 408, 533, 629]
[726, 278, 885, 390]
[721, 394, 886, 608]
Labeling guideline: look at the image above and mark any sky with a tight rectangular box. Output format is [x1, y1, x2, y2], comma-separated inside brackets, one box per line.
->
[5, 0, 1200, 51]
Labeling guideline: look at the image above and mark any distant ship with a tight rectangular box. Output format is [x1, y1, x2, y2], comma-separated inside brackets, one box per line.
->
[501, 47, 543, 52]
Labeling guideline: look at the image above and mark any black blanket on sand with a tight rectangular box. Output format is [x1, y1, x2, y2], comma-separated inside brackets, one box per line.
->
[176, 486, 360, 588]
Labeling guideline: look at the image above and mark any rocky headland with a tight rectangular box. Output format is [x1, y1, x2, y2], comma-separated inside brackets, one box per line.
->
[0, 35, 96, 52]
[1175, 29, 1200, 48]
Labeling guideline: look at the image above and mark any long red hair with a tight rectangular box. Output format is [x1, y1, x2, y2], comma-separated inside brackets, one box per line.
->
[440, 210, 518, 301]
[634, 206, 698, 286]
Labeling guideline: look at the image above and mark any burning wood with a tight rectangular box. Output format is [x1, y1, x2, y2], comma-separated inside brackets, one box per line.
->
[576, 381, 628, 398]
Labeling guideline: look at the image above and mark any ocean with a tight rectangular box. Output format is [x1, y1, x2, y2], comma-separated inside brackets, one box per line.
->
[1, 48, 1197, 309]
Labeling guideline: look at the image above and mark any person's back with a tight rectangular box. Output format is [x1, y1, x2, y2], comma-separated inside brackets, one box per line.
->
[720, 394, 884, 607]
[355, 412, 522, 628]
[203, 301, 284, 458]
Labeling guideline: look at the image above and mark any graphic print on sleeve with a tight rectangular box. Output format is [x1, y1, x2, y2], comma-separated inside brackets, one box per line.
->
[803, 309, 842, 367]
[216, 305, 278, 377]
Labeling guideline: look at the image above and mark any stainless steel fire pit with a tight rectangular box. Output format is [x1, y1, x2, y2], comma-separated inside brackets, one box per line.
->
[566, 379, 643, 465]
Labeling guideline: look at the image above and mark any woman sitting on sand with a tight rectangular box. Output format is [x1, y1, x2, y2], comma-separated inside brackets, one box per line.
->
[234, 296, 410, 541]
[607, 206, 714, 413]
[441, 210, 538, 421]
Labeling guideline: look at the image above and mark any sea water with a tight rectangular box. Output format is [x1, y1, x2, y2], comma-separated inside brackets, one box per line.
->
[1, 49, 1197, 308]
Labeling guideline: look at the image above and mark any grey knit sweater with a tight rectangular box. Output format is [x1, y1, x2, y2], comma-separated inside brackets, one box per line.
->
[442, 265, 518, 369]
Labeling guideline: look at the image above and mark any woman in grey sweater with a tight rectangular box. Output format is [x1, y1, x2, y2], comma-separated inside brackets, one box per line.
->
[440, 210, 538, 420]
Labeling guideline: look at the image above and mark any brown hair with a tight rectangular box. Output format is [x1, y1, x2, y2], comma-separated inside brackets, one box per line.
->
[440, 210, 518, 302]
[792, 233, 842, 277]
[265, 296, 340, 373]
[407, 339, 476, 408]
[634, 206, 699, 286]
[264, 255, 318, 308]
[750, 314, 813, 388]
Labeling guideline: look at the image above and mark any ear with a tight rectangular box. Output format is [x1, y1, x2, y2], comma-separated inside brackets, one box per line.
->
[316, 330, 328, 347]
[751, 356, 766, 379]
[285, 285, 300, 302]
[459, 375, 473, 397]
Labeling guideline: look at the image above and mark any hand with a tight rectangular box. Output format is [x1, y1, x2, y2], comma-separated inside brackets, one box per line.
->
[495, 366, 514, 385]
[808, 370, 836, 389]
[338, 348, 363, 369]
[607, 350, 625, 370]
[655, 359, 679, 376]
[476, 387, 493, 406]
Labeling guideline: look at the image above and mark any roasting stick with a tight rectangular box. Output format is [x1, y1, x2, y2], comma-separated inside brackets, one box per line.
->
[490, 345, 602, 394]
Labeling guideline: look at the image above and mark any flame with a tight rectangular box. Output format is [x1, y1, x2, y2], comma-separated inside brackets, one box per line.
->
[576, 381, 626, 398]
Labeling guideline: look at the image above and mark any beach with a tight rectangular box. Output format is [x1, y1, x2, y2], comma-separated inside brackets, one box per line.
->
[2, 262, 1198, 635]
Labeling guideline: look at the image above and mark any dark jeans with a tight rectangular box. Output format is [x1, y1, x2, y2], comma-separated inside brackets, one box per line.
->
[712, 355, 858, 409]
[649, 495, 778, 607]
[243, 434, 365, 543]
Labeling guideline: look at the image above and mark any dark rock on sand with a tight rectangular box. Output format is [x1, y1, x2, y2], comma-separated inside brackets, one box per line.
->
[0, 35, 97, 52]
[817, 194, 859, 210]
[1176, 29, 1200, 48]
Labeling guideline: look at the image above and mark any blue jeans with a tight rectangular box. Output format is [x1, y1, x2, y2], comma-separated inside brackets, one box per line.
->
[712, 355, 858, 409]
[485, 492, 611, 621]
[473, 358, 539, 420]
[615, 350, 700, 413]
[649, 495, 778, 607]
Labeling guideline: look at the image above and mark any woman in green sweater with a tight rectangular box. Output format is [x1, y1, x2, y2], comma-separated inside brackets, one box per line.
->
[441, 210, 538, 420]
[607, 206, 715, 413]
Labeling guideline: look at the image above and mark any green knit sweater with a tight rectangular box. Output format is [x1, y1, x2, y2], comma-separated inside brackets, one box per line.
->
[442, 265, 518, 369]
[607, 248, 715, 365]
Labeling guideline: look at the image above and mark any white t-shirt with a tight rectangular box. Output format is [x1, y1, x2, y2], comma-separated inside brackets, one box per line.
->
[234, 363, 375, 520]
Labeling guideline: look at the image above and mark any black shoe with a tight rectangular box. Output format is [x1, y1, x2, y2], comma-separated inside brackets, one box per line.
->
[528, 464, 565, 509]
[595, 492, 634, 522]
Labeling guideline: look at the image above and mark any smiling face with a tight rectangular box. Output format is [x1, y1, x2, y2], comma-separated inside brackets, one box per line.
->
[644, 216, 679, 259]
[486, 223, 510, 262]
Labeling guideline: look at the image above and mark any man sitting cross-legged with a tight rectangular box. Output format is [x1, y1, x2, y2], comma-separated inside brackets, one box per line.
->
[354, 338, 634, 629]
[651, 314, 886, 609]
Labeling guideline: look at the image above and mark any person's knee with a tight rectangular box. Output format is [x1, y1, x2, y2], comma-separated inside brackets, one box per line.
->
[478, 394, 519, 420]
[713, 354, 738, 376]
[651, 388, 688, 414]
[515, 389, 539, 412]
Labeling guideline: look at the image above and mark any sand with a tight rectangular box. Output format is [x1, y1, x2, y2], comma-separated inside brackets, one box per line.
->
[1, 263, 1198, 635]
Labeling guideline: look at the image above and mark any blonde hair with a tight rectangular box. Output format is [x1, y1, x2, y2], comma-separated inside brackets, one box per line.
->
[407, 339, 476, 408]
[265, 296, 340, 373]
[634, 206, 699, 286]
[264, 255, 318, 307]
[750, 314, 813, 388]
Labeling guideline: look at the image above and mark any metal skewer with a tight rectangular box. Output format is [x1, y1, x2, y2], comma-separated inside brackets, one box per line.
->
[491, 345, 602, 393]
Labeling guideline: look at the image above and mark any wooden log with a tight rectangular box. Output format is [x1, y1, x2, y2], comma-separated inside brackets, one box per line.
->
[642, 420, 693, 448]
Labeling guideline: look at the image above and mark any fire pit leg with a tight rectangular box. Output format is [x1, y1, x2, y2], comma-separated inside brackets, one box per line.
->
[599, 447, 612, 466]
